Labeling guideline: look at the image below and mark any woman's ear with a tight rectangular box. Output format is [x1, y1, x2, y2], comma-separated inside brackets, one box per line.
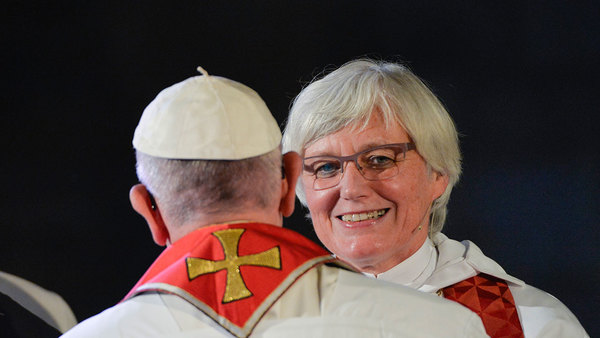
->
[129, 184, 170, 246]
[279, 152, 302, 217]
[431, 171, 449, 201]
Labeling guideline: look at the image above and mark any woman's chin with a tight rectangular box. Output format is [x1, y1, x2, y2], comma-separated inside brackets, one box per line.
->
[335, 247, 387, 271]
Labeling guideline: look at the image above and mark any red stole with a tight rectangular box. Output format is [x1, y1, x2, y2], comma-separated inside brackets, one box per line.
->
[123, 222, 337, 337]
[443, 273, 524, 338]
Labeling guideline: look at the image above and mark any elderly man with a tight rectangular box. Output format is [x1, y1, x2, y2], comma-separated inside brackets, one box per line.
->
[61, 67, 487, 337]
[283, 59, 588, 337]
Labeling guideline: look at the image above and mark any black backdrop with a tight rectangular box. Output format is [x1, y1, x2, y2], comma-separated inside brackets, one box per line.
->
[4, 1, 599, 336]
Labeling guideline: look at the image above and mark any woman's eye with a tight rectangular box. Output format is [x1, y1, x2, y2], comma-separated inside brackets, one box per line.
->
[315, 162, 340, 177]
[367, 156, 395, 167]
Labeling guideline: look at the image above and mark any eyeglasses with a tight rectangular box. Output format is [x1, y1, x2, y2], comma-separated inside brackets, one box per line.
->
[302, 143, 416, 190]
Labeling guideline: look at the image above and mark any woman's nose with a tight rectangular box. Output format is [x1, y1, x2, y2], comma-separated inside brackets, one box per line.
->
[338, 161, 371, 200]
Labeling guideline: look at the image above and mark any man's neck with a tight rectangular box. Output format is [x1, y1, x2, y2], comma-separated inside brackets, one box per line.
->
[168, 210, 283, 243]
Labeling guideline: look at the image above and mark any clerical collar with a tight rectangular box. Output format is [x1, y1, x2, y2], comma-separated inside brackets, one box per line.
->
[363, 237, 437, 289]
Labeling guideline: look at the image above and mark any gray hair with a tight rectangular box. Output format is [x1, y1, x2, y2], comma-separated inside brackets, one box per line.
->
[135, 148, 282, 227]
[282, 59, 461, 235]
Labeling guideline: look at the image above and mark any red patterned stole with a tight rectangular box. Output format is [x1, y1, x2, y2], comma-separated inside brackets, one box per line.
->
[443, 273, 524, 338]
[123, 222, 337, 337]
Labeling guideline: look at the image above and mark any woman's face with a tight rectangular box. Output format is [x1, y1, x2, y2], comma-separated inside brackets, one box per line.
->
[302, 113, 448, 274]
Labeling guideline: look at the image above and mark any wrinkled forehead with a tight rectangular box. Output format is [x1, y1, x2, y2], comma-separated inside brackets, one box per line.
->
[302, 107, 408, 153]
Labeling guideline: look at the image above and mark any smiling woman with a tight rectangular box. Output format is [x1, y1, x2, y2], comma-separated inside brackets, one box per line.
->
[282, 58, 589, 338]
[300, 113, 448, 275]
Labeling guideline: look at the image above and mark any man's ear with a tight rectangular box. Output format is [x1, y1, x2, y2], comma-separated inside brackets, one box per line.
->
[129, 184, 170, 246]
[279, 151, 302, 217]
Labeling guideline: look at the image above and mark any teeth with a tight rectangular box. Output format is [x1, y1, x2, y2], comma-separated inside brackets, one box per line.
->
[341, 209, 386, 222]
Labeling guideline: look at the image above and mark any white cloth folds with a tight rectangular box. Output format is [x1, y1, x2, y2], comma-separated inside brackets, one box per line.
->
[368, 233, 589, 338]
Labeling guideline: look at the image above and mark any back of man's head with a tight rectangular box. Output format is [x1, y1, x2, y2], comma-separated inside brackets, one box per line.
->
[132, 67, 283, 228]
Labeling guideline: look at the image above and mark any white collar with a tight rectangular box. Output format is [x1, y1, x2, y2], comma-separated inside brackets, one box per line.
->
[421, 233, 524, 291]
[363, 237, 437, 289]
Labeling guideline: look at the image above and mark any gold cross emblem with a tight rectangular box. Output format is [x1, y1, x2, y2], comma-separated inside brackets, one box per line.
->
[186, 228, 281, 303]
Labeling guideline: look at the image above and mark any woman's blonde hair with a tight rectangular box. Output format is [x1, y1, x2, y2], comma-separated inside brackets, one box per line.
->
[282, 59, 461, 235]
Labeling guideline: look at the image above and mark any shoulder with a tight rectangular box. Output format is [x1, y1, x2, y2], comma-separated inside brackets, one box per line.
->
[433, 235, 588, 337]
[510, 283, 589, 337]
[61, 293, 226, 337]
[264, 265, 487, 337]
[325, 267, 488, 337]
[432, 233, 524, 286]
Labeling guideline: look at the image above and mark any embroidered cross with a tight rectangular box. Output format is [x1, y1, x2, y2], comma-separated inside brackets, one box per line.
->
[186, 228, 281, 303]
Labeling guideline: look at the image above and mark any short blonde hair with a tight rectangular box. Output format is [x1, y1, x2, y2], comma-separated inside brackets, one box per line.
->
[282, 59, 461, 235]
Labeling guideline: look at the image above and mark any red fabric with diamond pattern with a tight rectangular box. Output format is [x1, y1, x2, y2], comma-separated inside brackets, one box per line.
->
[443, 273, 524, 338]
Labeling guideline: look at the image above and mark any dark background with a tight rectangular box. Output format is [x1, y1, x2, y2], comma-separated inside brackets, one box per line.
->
[4, 1, 599, 336]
